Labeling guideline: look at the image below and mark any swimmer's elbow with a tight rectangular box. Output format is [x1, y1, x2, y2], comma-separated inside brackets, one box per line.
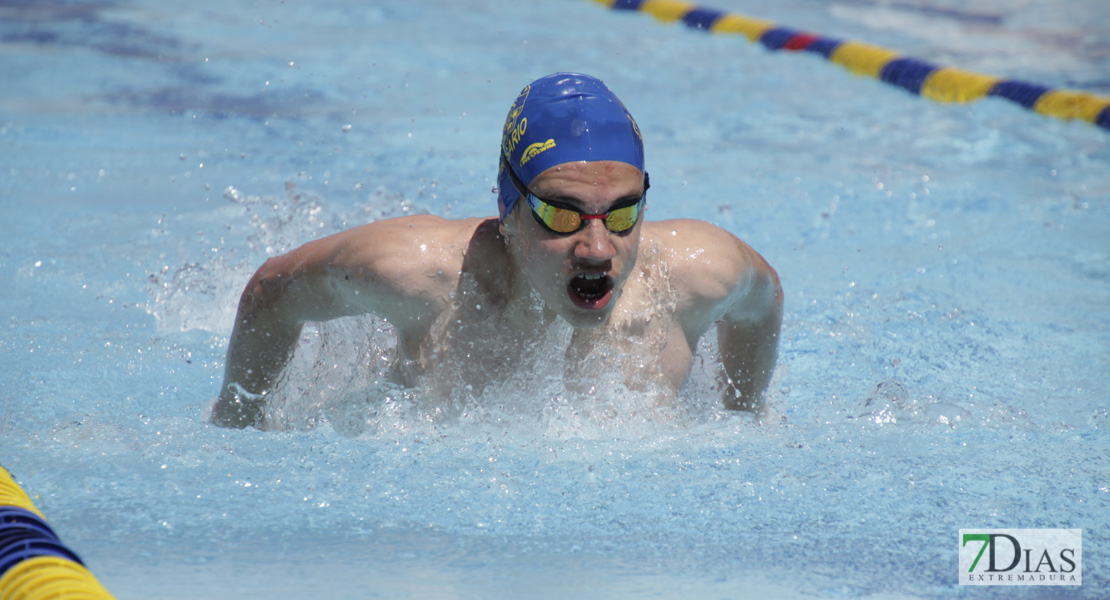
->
[754, 270, 783, 331]
[239, 247, 373, 325]
[240, 258, 288, 310]
[724, 261, 782, 327]
[235, 254, 315, 326]
[764, 265, 784, 316]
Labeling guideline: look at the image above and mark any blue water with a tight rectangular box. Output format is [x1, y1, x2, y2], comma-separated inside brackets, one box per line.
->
[2, 0, 1108, 598]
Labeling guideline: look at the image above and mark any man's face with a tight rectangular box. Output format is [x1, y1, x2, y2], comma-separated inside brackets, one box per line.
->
[502, 160, 646, 328]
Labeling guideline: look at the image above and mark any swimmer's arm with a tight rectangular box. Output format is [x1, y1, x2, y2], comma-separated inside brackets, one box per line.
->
[716, 242, 783, 412]
[665, 219, 782, 412]
[210, 217, 455, 428]
[210, 266, 306, 428]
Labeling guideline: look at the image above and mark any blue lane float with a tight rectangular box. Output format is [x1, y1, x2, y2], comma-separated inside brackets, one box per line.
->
[592, 0, 1110, 131]
[0, 466, 116, 600]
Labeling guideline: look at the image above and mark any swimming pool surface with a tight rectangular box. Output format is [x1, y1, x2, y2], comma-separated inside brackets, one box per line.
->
[2, 0, 1108, 598]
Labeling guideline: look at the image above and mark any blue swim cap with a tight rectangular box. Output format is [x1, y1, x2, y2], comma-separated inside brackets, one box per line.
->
[497, 73, 645, 220]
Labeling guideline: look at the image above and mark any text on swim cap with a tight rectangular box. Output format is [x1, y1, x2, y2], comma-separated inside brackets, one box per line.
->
[504, 117, 527, 159]
[520, 139, 556, 167]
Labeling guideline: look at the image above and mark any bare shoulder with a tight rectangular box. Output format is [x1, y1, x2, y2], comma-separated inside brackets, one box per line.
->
[642, 219, 764, 297]
[327, 215, 503, 304]
[258, 215, 498, 329]
[642, 218, 780, 327]
[328, 214, 489, 277]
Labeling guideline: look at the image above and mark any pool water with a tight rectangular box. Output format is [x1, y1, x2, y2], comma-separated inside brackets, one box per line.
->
[2, 0, 1108, 598]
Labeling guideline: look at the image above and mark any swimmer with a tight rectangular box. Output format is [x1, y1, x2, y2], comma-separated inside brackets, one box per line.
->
[210, 72, 783, 429]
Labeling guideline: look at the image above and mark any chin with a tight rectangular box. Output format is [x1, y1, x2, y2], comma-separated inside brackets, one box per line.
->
[562, 312, 610, 330]
[559, 298, 616, 329]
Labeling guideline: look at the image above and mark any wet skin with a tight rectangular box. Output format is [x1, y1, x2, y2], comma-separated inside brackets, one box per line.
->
[211, 160, 782, 428]
[499, 160, 647, 328]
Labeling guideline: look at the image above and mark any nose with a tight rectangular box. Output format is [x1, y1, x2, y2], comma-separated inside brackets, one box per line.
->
[573, 219, 616, 263]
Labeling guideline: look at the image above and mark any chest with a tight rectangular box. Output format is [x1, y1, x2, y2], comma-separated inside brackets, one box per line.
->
[398, 255, 697, 403]
[563, 289, 694, 399]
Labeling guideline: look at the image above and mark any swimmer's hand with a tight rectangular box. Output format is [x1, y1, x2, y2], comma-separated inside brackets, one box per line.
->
[721, 376, 763, 412]
[210, 383, 267, 429]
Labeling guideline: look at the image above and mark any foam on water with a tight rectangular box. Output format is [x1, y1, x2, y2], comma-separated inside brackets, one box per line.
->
[2, 0, 1108, 598]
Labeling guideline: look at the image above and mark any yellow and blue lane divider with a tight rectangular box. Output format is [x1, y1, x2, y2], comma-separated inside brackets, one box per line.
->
[1, 466, 115, 599]
[592, 0, 1110, 131]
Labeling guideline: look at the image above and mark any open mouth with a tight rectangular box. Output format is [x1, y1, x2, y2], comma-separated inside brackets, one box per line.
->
[567, 273, 614, 309]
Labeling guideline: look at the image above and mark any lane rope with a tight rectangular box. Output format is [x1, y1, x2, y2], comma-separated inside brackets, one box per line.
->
[1, 466, 116, 600]
[592, 0, 1110, 131]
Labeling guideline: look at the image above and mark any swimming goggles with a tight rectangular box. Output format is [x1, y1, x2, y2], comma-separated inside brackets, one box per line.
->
[503, 157, 649, 235]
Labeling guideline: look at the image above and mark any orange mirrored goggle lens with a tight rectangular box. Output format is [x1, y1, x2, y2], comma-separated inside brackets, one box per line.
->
[530, 198, 642, 234]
